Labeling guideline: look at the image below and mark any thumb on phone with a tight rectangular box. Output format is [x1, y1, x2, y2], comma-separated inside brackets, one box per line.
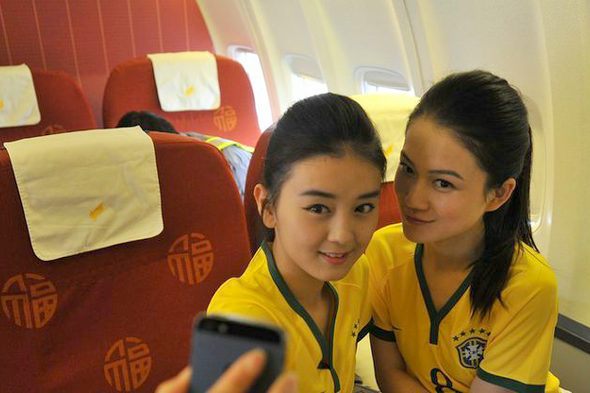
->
[208, 349, 297, 393]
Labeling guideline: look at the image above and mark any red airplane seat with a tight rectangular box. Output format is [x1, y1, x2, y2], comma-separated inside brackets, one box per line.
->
[378, 181, 401, 227]
[243, 127, 274, 254]
[0, 131, 250, 392]
[243, 126, 401, 255]
[0, 69, 96, 146]
[103, 55, 260, 147]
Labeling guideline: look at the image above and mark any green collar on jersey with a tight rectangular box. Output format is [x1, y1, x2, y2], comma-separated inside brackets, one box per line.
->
[262, 241, 341, 392]
[414, 243, 474, 345]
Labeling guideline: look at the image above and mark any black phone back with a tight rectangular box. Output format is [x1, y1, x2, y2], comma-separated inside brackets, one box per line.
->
[190, 315, 285, 393]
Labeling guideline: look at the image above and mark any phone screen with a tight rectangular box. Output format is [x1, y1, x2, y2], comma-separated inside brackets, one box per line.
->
[190, 314, 285, 393]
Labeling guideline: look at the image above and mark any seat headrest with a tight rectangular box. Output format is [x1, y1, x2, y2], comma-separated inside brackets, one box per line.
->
[351, 94, 419, 182]
[0, 64, 41, 128]
[148, 51, 220, 111]
[4, 127, 163, 261]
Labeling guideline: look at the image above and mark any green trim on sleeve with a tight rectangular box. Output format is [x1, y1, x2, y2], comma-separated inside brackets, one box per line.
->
[356, 319, 373, 343]
[370, 325, 396, 342]
[477, 368, 545, 393]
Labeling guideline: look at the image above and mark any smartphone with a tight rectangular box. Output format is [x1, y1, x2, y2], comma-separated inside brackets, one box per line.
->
[190, 314, 285, 393]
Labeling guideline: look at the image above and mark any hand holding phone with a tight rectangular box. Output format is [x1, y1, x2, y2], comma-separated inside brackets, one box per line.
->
[156, 353, 297, 393]
[190, 314, 286, 393]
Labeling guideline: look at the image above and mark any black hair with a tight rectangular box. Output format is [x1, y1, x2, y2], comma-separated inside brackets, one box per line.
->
[116, 111, 177, 133]
[260, 93, 386, 239]
[408, 70, 536, 318]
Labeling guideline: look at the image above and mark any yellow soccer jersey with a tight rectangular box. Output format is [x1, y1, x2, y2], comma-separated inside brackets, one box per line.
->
[207, 241, 372, 393]
[367, 224, 560, 393]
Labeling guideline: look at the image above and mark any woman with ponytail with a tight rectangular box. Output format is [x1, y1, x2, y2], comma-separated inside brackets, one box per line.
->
[367, 70, 561, 392]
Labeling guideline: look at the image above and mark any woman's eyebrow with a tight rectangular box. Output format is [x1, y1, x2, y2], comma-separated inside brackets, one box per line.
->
[358, 190, 381, 199]
[299, 189, 381, 199]
[430, 169, 464, 180]
[299, 190, 335, 198]
[401, 151, 464, 180]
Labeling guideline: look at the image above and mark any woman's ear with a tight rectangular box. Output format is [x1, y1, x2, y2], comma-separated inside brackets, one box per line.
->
[254, 184, 276, 228]
[485, 177, 517, 212]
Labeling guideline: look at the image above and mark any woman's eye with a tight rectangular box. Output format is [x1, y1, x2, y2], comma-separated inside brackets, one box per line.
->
[355, 203, 375, 214]
[434, 179, 454, 189]
[398, 162, 414, 175]
[305, 204, 329, 214]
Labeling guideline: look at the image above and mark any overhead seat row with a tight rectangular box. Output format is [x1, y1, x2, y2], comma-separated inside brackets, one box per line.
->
[0, 52, 260, 147]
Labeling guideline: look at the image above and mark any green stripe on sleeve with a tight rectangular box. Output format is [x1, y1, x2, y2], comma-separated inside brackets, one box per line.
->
[477, 368, 545, 393]
[370, 325, 396, 342]
[357, 319, 374, 343]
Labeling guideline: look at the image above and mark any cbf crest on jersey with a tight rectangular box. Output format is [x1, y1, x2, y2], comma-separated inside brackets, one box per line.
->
[455, 336, 487, 369]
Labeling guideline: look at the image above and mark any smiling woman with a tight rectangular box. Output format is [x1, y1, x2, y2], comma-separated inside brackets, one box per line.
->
[206, 93, 386, 393]
[367, 70, 561, 393]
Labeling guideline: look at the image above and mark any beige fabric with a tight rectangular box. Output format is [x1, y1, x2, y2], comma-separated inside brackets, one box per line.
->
[351, 94, 419, 182]
[5, 127, 163, 261]
[148, 51, 220, 111]
[0, 64, 40, 128]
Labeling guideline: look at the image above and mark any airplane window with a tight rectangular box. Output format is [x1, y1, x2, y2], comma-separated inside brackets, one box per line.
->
[356, 67, 413, 96]
[285, 54, 328, 103]
[289, 73, 328, 102]
[229, 46, 273, 130]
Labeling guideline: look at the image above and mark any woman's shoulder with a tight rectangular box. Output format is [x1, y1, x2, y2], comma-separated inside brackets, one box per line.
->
[513, 243, 556, 284]
[208, 248, 276, 312]
[366, 223, 415, 267]
[504, 243, 557, 299]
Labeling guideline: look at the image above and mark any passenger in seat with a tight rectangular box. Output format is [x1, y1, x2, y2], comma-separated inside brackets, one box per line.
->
[117, 111, 252, 199]
[117, 110, 177, 133]
[368, 70, 561, 392]
[207, 93, 386, 393]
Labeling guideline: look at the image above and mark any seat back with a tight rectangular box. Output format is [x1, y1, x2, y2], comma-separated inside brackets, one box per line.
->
[243, 127, 401, 254]
[0, 132, 250, 392]
[103, 55, 260, 147]
[244, 127, 274, 254]
[0, 69, 96, 145]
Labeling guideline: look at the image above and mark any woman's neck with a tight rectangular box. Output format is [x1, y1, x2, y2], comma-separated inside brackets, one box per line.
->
[271, 242, 325, 308]
[423, 222, 485, 272]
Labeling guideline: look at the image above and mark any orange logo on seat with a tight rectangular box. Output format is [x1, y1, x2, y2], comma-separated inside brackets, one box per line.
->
[167, 233, 214, 285]
[1, 273, 58, 329]
[104, 337, 152, 392]
[213, 105, 237, 132]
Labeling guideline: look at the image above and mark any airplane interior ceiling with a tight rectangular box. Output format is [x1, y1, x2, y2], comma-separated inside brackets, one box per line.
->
[198, 0, 590, 327]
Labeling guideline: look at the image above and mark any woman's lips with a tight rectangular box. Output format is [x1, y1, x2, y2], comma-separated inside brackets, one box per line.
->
[319, 251, 349, 265]
[403, 214, 434, 225]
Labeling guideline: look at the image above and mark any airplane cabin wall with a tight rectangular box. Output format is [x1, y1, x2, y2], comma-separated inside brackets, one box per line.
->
[198, 0, 420, 115]
[0, 0, 213, 127]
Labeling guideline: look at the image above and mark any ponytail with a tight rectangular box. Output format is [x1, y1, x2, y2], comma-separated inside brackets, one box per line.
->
[469, 127, 537, 318]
